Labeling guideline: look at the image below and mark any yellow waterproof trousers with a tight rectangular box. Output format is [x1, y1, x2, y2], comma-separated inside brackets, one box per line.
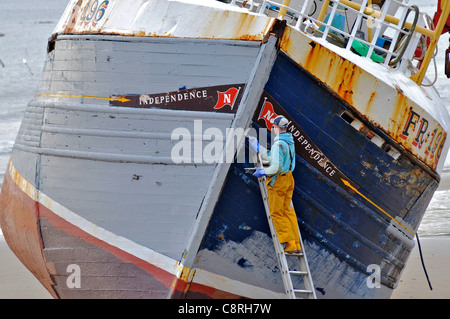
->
[266, 171, 300, 245]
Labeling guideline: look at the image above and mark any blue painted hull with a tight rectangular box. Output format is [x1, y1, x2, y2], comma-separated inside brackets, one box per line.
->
[189, 52, 438, 299]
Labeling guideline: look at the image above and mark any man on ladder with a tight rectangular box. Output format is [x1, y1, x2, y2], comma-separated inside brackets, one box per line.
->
[248, 115, 301, 254]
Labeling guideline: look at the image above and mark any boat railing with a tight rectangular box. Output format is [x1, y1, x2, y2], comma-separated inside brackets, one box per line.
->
[229, 0, 449, 87]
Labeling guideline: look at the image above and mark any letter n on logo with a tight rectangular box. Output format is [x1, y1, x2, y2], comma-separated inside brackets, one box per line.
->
[214, 87, 240, 110]
[258, 98, 278, 130]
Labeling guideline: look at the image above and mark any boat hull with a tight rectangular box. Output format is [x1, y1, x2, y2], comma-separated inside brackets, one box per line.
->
[0, 161, 245, 298]
[0, 0, 447, 298]
[186, 52, 439, 299]
[0, 31, 279, 298]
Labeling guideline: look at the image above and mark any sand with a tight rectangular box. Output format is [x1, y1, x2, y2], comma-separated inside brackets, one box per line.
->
[0, 232, 449, 299]
[0, 236, 52, 299]
[391, 236, 450, 299]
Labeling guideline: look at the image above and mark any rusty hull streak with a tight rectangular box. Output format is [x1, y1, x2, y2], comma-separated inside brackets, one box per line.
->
[60, 1, 273, 42]
[279, 26, 446, 174]
[0, 165, 58, 298]
[390, 93, 410, 140]
[57, 2, 447, 172]
[213, 10, 264, 41]
[280, 28, 371, 123]
[365, 90, 377, 116]
[390, 92, 439, 169]
[300, 38, 361, 107]
[62, 0, 83, 34]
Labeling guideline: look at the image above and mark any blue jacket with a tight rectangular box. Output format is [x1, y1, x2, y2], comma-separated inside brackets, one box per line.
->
[260, 132, 295, 185]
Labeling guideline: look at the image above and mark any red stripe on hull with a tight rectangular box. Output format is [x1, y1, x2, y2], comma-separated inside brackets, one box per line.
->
[0, 166, 244, 298]
[1, 170, 177, 298]
[0, 171, 58, 298]
[185, 282, 246, 299]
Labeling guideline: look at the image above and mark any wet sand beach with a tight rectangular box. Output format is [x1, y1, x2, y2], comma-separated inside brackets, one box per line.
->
[0, 230, 448, 299]
[0, 234, 51, 298]
[391, 236, 450, 299]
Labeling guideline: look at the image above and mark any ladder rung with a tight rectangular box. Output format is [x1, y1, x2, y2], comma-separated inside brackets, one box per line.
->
[294, 289, 313, 294]
[289, 270, 308, 276]
[285, 252, 303, 257]
[252, 152, 316, 299]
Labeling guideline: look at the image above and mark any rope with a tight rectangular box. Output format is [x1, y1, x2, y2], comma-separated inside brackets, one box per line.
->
[416, 233, 433, 291]
[421, 14, 439, 86]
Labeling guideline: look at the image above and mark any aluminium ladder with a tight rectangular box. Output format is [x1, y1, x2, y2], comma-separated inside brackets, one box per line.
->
[251, 152, 317, 299]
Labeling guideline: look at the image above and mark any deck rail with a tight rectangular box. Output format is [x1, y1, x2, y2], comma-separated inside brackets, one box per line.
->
[230, 0, 450, 87]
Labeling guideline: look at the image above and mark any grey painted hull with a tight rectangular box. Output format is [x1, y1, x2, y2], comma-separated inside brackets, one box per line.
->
[0, 32, 279, 298]
[22, 35, 260, 260]
[1, 0, 448, 299]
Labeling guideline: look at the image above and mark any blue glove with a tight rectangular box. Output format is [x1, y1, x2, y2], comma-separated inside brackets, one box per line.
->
[253, 168, 266, 178]
[247, 136, 260, 153]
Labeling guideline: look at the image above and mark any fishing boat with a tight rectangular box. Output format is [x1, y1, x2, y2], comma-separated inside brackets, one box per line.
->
[1, 0, 449, 299]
